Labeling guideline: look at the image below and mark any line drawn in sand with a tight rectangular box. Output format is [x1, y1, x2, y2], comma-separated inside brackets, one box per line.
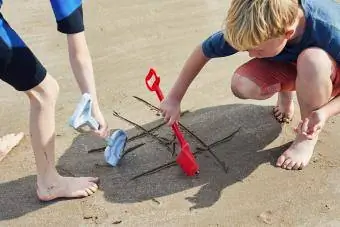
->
[88, 96, 240, 181]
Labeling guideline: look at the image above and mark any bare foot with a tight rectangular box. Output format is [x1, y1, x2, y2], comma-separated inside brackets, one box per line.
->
[37, 176, 99, 201]
[273, 91, 294, 124]
[276, 133, 317, 170]
[0, 132, 24, 162]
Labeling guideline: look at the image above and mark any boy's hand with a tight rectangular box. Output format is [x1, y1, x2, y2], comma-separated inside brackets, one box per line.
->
[94, 120, 109, 139]
[160, 97, 181, 126]
[92, 109, 109, 139]
[295, 109, 327, 139]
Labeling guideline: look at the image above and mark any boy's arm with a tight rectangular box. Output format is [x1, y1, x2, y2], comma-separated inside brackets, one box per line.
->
[169, 30, 237, 102]
[319, 96, 340, 118]
[50, 1, 109, 138]
[298, 95, 340, 139]
[161, 45, 209, 125]
[161, 31, 238, 125]
[167, 45, 209, 102]
[66, 32, 105, 125]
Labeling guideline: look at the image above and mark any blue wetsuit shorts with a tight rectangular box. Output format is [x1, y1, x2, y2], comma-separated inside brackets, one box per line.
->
[0, 0, 85, 91]
[0, 13, 46, 91]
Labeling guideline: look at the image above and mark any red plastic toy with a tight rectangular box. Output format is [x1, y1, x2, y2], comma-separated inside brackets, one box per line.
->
[145, 68, 199, 176]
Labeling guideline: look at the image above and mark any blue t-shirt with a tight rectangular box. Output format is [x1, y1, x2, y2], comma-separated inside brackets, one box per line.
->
[202, 0, 340, 63]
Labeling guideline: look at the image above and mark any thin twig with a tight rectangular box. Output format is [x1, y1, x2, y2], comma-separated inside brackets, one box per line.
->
[112, 111, 173, 154]
[121, 143, 145, 159]
[129, 161, 177, 181]
[195, 128, 240, 152]
[178, 124, 229, 173]
[207, 127, 241, 149]
[129, 149, 202, 181]
[133, 96, 189, 116]
[131, 96, 239, 174]
[172, 139, 176, 157]
[178, 124, 209, 147]
[206, 148, 228, 173]
[128, 122, 166, 142]
[88, 141, 147, 154]
[127, 110, 189, 143]
[158, 136, 172, 144]
[88, 147, 106, 153]
[196, 146, 207, 151]
[133, 96, 160, 112]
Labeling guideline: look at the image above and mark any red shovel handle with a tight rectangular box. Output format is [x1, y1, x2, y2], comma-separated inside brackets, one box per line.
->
[145, 68, 199, 176]
[145, 68, 186, 146]
[145, 68, 164, 101]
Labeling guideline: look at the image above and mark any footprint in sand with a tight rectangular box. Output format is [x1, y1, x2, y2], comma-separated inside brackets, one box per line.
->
[81, 200, 108, 224]
[258, 211, 274, 225]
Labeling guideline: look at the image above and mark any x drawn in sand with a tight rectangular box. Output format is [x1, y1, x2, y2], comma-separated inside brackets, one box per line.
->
[90, 96, 240, 180]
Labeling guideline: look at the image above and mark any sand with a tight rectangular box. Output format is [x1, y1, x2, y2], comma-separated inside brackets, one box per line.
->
[0, 0, 340, 226]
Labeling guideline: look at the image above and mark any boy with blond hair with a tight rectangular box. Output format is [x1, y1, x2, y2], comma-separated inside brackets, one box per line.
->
[160, 0, 340, 170]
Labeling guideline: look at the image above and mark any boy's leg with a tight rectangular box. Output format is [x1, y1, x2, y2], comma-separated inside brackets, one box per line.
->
[277, 48, 334, 170]
[231, 58, 296, 123]
[0, 13, 98, 200]
[25, 75, 98, 201]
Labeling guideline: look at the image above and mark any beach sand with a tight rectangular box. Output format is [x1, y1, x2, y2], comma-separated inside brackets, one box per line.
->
[0, 0, 339, 226]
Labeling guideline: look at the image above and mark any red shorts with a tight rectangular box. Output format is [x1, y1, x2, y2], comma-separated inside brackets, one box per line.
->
[234, 58, 340, 97]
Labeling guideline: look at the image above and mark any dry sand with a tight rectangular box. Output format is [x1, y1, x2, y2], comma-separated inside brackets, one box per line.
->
[0, 0, 340, 226]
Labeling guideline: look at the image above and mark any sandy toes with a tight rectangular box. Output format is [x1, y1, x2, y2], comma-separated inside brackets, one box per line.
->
[37, 176, 99, 201]
[273, 92, 294, 124]
[276, 133, 318, 170]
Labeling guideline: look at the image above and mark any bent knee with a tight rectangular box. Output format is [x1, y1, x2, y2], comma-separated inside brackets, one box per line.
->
[231, 73, 263, 99]
[25, 74, 59, 104]
[297, 48, 334, 77]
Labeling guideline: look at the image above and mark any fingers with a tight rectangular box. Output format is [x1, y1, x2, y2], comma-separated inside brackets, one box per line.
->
[301, 118, 309, 135]
[163, 112, 171, 124]
[312, 124, 322, 135]
[93, 123, 109, 138]
[294, 120, 303, 134]
[297, 117, 321, 140]
[167, 114, 179, 126]
[162, 112, 179, 126]
[160, 108, 179, 126]
[300, 118, 314, 139]
[305, 127, 321, 140]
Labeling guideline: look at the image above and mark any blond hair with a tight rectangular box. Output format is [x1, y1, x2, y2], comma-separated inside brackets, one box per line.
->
[224, 0, 299, 51]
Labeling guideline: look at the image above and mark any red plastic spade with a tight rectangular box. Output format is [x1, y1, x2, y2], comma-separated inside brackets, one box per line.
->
[145, 68, 199, 176]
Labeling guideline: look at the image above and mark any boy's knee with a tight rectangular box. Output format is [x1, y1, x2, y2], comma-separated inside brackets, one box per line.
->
[297, 48, 333, 78]
[26, 74, 59, 105]
[230, 73, 261, 99]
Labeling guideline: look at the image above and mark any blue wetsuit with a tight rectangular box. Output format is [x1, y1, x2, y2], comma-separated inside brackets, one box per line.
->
[50, 0, 84, 34]
[0, 0, 84, 91]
